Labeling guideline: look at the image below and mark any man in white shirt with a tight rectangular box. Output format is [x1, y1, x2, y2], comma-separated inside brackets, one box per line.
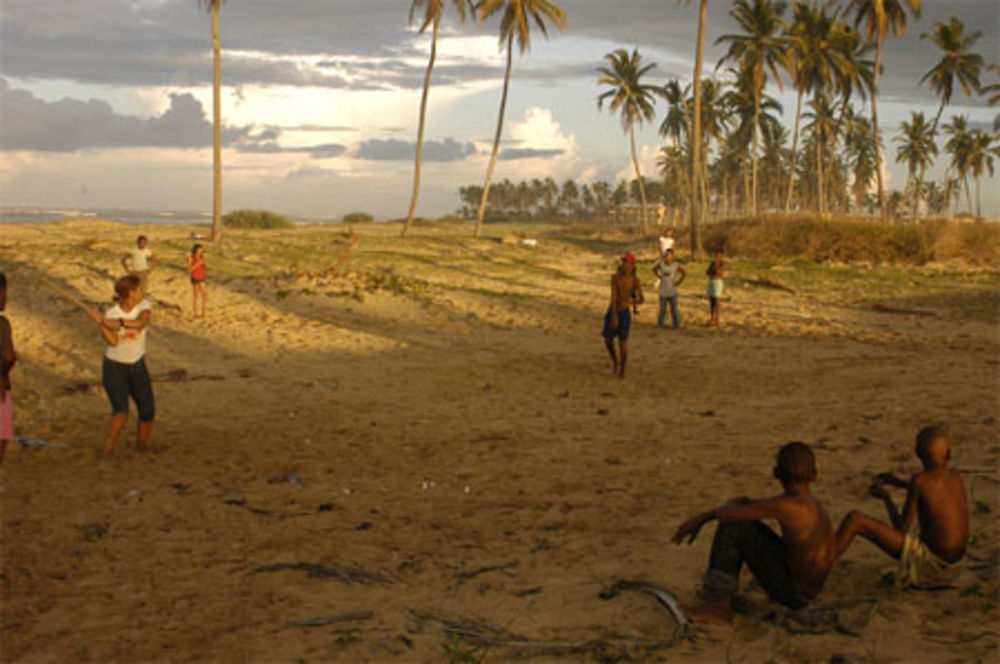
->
[652, 248, 686, 329]
[122, 235, 156, 292]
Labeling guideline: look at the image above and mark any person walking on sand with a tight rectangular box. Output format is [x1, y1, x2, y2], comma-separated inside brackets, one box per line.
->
[0, 273, 17, 464]
[653, 248, 686, 330]
[87, 275, 155, 456]
[602, 252, 644, 379]
[187, 243, 207, 318]
[121, 235, 156, 293]
[707, 250, 725, 328]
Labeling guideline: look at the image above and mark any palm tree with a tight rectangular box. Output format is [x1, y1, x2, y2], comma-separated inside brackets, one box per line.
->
[659, 79, 691, 144]
[893, 112, 937, 217]
[473, 0, 567, 237]
[197, 0, 227, 242]
[597, 48, 659, 233]
[402, 0, 472, 237]
[716, 0, 789, 216]
[964, 130, 997, 218]
[783, 2, 868, 212]
[943, 115, 973, 213]
[680, 0, 710, 254]
[851, 0, 922, 222]
[721, 67, 783, 213]
[803, 92, 839, 213]
[843, 105, 876, 212]
[915, 16, 983, 219]
[920, 17, 984, 132]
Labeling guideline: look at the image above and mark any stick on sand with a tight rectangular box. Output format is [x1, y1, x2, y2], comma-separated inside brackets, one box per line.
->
[41, 278, 94, 315]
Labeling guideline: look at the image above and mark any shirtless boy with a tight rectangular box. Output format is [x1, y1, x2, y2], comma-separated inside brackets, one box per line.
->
[835, 426, 968, 588]
[673, 442, 836, 622]
[602, 252, 644, 378]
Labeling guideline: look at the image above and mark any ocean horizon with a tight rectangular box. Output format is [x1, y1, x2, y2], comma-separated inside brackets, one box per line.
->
[0, 207, 343, 226]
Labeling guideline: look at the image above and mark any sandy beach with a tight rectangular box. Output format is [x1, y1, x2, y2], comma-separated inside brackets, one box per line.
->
[1, 220, 997, 663]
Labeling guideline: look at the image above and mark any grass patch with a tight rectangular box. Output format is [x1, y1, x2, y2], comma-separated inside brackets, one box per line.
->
[223, 209, 295, 229]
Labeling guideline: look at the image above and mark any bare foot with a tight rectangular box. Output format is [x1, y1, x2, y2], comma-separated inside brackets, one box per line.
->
[681, 598, 733, 624]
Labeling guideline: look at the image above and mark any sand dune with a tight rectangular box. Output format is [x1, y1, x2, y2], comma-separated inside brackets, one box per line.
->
[1, 220, 997, 663]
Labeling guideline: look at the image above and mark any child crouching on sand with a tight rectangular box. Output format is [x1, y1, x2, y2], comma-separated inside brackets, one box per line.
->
[835, 426, 968, 588]
[88, 275, 155, 456]
[0, 273, 17, 464]
[673, 442, 836, 623]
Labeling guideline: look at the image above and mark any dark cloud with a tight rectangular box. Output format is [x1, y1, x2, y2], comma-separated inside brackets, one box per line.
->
[499, 148, 565, 161]
[0, 80, 348, 156]
[0, 80, 250, 151]
[354, 137, 475, 162]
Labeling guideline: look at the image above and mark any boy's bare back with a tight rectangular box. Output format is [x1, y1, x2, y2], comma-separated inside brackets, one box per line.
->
[912, 467, 968, 563]
[771, 492, 836, 598]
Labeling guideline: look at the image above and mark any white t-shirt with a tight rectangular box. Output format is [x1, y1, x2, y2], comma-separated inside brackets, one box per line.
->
[104, 299, 152, 364]
[658, 260, 680, 297]
[130, 247, 153, 271]
[658, 236, 675, 255]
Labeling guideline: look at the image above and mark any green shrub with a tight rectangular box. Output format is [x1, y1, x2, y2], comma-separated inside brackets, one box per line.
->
[342, 212, 374, 224]
[223, 209, 294, 229]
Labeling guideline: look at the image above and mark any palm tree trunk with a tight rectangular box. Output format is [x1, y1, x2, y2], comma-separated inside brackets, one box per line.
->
[211, 2, 222, 242]
[689, 0, 708, 255]
[872, 40, 887, 222]
[816, 133, 825, 215]
[402, 18, 439, 237]
[914, 100, 946, 223]
[630, 126, 648, 234]
[751, 77, 760, 217]
[784, 88, 803, 213]
[474, 34, 514, 238]
[976, 175, 981, 218]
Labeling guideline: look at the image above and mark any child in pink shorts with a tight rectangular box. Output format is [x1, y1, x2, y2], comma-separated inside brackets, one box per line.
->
[0, 273, 16, 463]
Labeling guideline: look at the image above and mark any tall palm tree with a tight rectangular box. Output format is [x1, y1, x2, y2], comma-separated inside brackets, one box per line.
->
[943, 115, 973, 213]
[851, 0, 922, 222]
[198, 0, 227, 242]
[473, 0, 567, 237]
[679, 0, 710, 254]
[920, 17, 984, 132]
[893, 112, 937, 217]
[716, 0, 789, 216]
[659, 79, 691, 144]
[803, 92, 839, 213]
[721, 67, 783, 214]
[402, 0, 472, 237]
[964, 130, 997, 218]
[915, 16, 983, 219]
[783, 2, 867, 212]
[597, 48, 659, 233]
[843, 104, 876, 212]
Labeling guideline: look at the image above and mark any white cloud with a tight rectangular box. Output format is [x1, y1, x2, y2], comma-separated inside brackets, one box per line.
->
[614, 142, 660, 184]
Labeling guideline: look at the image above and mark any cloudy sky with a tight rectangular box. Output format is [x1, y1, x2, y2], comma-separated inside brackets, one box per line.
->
[1, 0, 997, 219]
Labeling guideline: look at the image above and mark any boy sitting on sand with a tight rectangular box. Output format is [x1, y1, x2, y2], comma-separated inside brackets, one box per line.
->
[835, 426, 968, 588]
[0, 273, 16, 464]
[673, 442, 836, 622]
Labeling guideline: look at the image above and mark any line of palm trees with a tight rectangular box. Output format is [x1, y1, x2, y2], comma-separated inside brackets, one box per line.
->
[197, 1, 997, 244]
[598, 0, 997, 250]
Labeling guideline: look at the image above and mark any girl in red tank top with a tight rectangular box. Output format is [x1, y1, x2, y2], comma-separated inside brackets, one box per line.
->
[187, 244, 207, 318]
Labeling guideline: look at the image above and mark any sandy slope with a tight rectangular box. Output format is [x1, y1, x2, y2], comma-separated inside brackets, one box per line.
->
[1, 220, 998, 663]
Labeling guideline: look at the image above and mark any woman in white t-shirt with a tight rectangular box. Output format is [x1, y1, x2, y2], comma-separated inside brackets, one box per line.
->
[87, 274, 155, 456]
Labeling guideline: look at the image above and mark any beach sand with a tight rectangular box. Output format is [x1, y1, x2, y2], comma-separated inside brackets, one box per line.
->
[1, 220, 997, 663]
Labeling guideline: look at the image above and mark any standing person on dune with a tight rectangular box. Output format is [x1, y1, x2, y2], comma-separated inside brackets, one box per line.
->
[602, 252, 644, 379]
[87, 275, 155, 457]
[187, 243, 207, 318]
[121, 235, 156, 293]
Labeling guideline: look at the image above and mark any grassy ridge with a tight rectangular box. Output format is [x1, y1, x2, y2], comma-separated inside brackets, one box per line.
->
[699, 215, 1000, 266]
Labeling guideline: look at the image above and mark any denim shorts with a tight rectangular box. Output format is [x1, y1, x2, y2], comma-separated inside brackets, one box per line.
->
[102, 356, 155, 422]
